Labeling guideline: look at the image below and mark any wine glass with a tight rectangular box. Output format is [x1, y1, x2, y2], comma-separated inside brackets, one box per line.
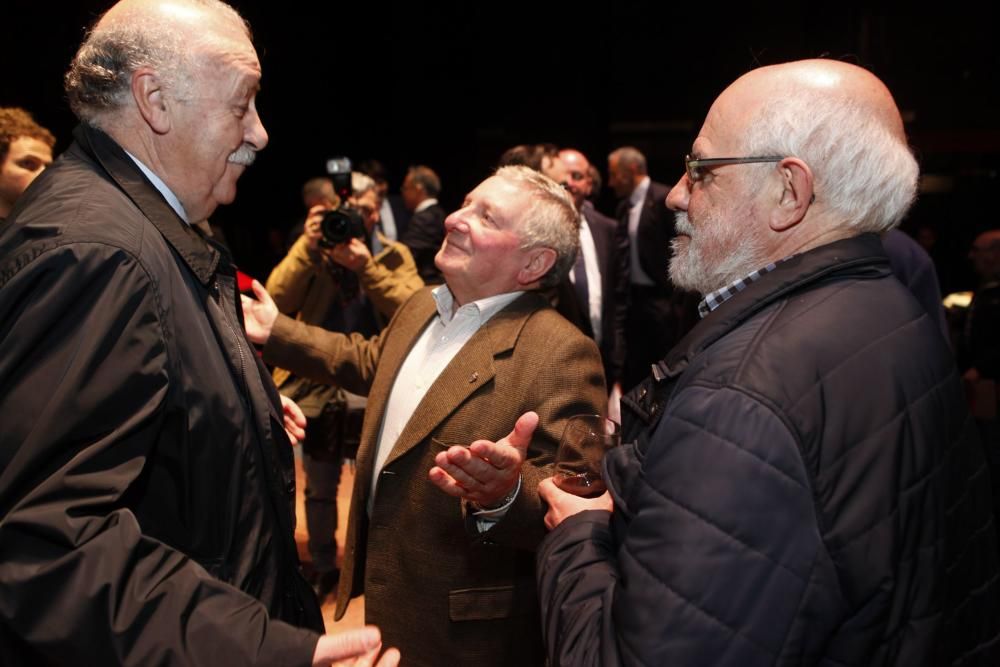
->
[553, 414, 620, 497]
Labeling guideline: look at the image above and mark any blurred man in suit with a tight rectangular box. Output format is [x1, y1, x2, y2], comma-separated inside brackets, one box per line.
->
[551, 147, 628, 397]
[400, 164, 446, 283]
[609, 146, 683, 389]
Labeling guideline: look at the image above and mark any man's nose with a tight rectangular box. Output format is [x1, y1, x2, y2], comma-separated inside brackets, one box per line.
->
[665, 174, 690, 212]
[444, 211, 469, 233]
[245, 103, 268, 151]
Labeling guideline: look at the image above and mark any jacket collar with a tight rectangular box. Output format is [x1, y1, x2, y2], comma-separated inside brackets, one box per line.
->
[73, 124, 221, 285]
[656, 233, 893, 380]
[365, 289, 548, 471]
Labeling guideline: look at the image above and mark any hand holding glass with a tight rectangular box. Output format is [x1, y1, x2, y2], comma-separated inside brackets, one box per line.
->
[553, 415, 620, 497]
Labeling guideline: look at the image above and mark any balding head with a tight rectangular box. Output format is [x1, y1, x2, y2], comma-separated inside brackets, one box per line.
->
[730, 60, 917, 234]
[666, 59, 918, 295]
[64, 0, 267, 223]
[65, 0, 250, 128]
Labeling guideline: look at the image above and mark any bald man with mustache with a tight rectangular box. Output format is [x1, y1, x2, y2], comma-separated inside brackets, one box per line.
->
[0, 1, 397, 665]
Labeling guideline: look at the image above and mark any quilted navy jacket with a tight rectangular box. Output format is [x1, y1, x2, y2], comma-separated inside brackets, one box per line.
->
[537, 234, 1000, 666]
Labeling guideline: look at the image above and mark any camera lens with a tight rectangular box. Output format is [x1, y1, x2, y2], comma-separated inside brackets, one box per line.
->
[320, 207, 366, 246]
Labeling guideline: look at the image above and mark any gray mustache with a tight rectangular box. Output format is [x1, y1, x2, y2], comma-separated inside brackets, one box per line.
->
[228, 144, 257, 166]
[674, 212, 694, 235]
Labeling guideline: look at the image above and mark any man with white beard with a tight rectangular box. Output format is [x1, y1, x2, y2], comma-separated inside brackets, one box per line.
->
[533, 59, 1000, 666]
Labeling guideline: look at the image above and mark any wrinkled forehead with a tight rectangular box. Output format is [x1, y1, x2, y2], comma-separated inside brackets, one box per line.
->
[472, 175, 529, 218]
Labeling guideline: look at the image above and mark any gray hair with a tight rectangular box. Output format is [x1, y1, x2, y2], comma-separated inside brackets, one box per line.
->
[64, 0, 249, 129]
[742, 93, 918, 234]
[351, 171, 376, 197]
[608, 146, 647, 175]
[494, 165, 580, 289]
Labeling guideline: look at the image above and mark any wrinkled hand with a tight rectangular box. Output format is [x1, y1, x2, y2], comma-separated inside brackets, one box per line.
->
[330, 237, 372, 272]
[428, 411, 537, 507]
[538, 477, 613, 531]
[312, 626, 400, 667]
[240, 279, 279, 345]
[280, 395, 307, 445]
[304, 204, 334, 252]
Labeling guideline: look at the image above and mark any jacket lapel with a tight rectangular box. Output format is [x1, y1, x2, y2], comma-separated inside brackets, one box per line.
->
[376, 291, 544, 470]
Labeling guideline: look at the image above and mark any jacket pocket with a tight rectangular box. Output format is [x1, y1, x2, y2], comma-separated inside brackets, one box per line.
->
[448, 582, 536, 621]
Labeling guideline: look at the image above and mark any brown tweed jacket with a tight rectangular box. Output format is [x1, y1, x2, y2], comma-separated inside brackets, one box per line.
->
[264, 286, 606, 667]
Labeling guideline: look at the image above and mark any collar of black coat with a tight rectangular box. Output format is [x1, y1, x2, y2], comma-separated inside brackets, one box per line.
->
[72, 124, 222, 286]
[655, 233, 893, 380]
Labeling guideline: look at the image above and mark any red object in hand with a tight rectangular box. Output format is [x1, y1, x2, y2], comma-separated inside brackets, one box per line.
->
[236, 269, 255, 293]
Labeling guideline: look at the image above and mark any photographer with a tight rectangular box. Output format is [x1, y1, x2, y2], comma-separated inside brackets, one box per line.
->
[266, 171, 422, 601]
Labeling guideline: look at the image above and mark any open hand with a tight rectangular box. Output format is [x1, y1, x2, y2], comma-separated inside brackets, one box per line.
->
[428, 411, 537, 507]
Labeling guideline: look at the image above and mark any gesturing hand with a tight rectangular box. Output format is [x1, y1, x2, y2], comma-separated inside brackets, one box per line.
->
[239, 279, 279, 345]
[428, 411, 538, 507]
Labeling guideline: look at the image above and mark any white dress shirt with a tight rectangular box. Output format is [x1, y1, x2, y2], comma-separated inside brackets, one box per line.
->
[627, 176, 655, 286]
[414, 198, 439, 214]
[124, 150, 190, 223]
[369, 285, 523, 513]
[569, 213, 604, 345]
[378, 198, 397, 240]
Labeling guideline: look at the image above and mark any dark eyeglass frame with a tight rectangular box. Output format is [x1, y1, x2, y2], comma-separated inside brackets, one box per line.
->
[684, 154, 785, 182]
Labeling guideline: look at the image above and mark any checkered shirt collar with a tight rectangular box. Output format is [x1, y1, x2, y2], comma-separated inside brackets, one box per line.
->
[698, 261, 781, 318]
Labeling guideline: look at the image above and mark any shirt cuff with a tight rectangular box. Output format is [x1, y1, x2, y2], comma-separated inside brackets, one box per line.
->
[470, 476, 521, 533]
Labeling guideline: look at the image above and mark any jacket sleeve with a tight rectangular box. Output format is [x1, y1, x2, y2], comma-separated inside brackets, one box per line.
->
[263, 312, 384, 398]
[536, 383, 825, 666]
[359, 237, 424, 319]
[608, 215, 630, 384]
[0, 243, 318, 666]
[266, 234, 322, 315]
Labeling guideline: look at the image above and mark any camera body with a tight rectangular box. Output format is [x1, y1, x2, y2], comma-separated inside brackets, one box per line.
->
[320, 157, 366, 246]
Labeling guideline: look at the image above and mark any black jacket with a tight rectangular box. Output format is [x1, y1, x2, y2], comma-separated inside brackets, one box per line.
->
[0, 126, 323, 665]
[615, 179, 674, 290]
[400, 201, 446, 284]
[555, 203, 629, 385]
[537, 234, 1000, 666]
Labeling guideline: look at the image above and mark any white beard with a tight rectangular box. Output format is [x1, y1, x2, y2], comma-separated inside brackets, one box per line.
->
[669, 210, 768, 295]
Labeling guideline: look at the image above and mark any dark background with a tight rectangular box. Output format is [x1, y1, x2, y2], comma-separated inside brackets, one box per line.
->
[4, 2, 998, 289]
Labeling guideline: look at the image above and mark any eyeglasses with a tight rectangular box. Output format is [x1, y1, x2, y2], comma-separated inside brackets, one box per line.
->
[684, 154, 785, 182]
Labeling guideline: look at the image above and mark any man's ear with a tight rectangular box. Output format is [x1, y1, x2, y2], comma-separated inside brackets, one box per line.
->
[132, 67, 171, 135]
[769, 157, 814, 232]
[517, 247, 557, 287]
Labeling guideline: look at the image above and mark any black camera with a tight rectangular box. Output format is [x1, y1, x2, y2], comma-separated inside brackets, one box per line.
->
[320, 157, 366, 246]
